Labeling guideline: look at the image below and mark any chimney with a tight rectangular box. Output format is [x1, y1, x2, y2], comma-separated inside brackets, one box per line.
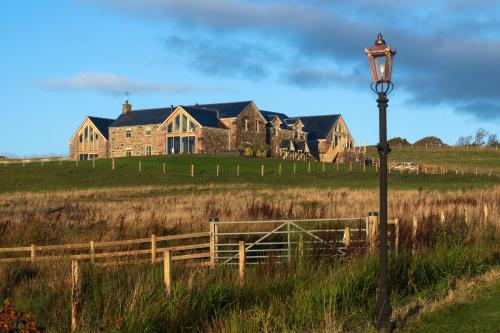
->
[216, 109, 220, 119]
[122, 100, 132, 115]
[170, 104, 174, 113]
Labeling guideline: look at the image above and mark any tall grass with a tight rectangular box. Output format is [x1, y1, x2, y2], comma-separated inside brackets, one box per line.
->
[1, 237, 498, 332]
[0, 185, 498, 247]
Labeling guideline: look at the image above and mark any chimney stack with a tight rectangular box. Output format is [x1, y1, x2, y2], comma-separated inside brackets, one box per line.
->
[122, 100, 132, 115]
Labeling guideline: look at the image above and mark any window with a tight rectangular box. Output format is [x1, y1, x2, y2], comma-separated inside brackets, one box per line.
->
[167, 123, 173, 133]
[182, 114, 188, 132]
[189, 120, 196, 132]
[126, 148, 132, 157]
[79, 134, 83, 143]
[173, 115, 180, 132]
[145, 127, 152, 136]
[256, 120, 259, 133]
[89, 127, 94, 141]
[95, 133, 98, 141]
[244, 119, 248, 131]
[146, 146, 152, 156]
[126, 129, 131, 138]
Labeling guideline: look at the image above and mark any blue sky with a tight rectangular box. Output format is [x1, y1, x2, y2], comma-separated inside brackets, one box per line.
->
[1, 0, 499, 156]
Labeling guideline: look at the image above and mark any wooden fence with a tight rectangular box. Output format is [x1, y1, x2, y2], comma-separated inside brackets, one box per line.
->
[0, 215, 398, 332]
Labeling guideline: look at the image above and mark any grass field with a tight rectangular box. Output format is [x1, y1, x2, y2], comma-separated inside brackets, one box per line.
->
[366, 146, 500, 169]
[407, 271, 500, 332]
[0, 154, 498, 193]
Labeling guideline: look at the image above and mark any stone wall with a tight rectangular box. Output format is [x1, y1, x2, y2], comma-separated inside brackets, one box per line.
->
[198, 127, 230, 154]
[220, 118, 237, 150]
[235, 103, 267, 148]
[109, 124, 164, 157]
[269, 128, 295, 157]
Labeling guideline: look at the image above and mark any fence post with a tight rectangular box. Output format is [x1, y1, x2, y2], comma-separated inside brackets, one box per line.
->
[216, 164, 219, 177]
[92, 159, 95, 169]
[464, 207, 470, 226]
[287, 222, 291, 263]
[163, 250, 172, 297]
[375, 162, 378, 173]
[336, 160, 339, 171]
[139, 161, 142, 172]
[279, 163, 282, 176]
[298, 232, 304, 260]
[89, 241, 95, 264]
[112, 158, 115, 171]
[293, 163, 296, 174]
[349, 161, 352, 172]
[367, 212, 378, 252]
[151, 234, 157, 264]
[261, 164, 264, 177]
[41, 160, 44, 167]
[191, 164, 194, 177]
[30, 244, 36, 264]
[343, 226, 350, 248]
[71, 260, 81, 333]
[363, 161, 366, 173]
[323, 162, 325, 173]
[308, 161, 311, 174]
[412, 216, 418, 254]
[237, 164, 240, 177]
[163, 162, 166, 175]
[475, 167, 478, 176]
[440, 211, 446, 225]
[209, 217, 219, 267]
[483, 204, 489, 224]
[394, 218, 399, 252]
[239, 241, 246, 284]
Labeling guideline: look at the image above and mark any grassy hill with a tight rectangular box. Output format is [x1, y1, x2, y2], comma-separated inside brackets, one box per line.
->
[0, 153, 498, 193]
[366, 146, 500, 170]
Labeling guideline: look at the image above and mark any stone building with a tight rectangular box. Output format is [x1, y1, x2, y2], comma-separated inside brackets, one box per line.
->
[69, 100, 355, 162]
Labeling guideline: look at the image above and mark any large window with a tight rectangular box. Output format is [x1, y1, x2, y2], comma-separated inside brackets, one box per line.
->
[167, 136, 195, 154]
[146, 146, 152, 156]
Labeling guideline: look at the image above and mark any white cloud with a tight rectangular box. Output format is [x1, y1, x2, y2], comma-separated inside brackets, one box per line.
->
[40, 72, 200, 95]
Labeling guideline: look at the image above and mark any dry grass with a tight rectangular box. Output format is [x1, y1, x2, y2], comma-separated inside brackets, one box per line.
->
[0, 184, 498, 247]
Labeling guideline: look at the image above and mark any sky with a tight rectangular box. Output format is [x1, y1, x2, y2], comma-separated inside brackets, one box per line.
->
[1, 0, 499, 157]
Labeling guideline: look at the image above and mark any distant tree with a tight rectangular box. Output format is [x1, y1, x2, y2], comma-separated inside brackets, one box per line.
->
[456, 136, 467, 146]
[388, 137, 410, 146]
[414, 136, 446, 146]
[473, 128, 488, 146]
[487, 134, 499, 147]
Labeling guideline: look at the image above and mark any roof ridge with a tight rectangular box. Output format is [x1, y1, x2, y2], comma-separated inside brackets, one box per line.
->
[296, 114, 340, 118]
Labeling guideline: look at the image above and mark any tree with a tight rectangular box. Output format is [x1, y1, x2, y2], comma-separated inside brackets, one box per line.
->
[473, 128, 488, 146]
[487, 134, 499, 147]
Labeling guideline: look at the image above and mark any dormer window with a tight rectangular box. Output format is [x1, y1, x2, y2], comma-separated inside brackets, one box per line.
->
[145, 127, 152, 136]
[125, 129, 131, 138]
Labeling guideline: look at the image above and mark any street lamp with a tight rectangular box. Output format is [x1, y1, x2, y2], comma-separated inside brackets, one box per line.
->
[365, 33, 396, 331]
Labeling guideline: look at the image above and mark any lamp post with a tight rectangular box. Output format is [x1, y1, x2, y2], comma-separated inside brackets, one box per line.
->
[365, 33, 396, 331]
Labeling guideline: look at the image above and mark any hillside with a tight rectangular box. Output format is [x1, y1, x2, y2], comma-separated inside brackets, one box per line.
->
[0, 153, 498, 193]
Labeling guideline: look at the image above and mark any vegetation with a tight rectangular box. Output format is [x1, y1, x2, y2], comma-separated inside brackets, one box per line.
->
[0, 154, 498, 194]
[413, 136, 447, 146]
[407, 272, 500, 332]
[366, 145, 500, 170]
[1, 236, 498, 332]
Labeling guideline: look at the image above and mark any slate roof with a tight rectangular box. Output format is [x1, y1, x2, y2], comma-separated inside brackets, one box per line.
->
[298, 115, 340, 141]
[260, 110, 290, 121]
[181, 106, 221, 128]
[193, 101, 253, 118]
[88, 116, 114, 140]
[110, 107, 174, 128]
[307, 140, 319, 156]
[296, 141, 308, 152]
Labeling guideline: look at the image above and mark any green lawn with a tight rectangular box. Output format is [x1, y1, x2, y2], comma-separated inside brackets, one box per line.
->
[366, 146, 500, 170]
[0, 155, 498, 193]
[407, 279, 500, 332]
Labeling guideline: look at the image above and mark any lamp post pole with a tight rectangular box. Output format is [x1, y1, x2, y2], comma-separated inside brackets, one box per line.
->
[375, 90, 392, 330]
